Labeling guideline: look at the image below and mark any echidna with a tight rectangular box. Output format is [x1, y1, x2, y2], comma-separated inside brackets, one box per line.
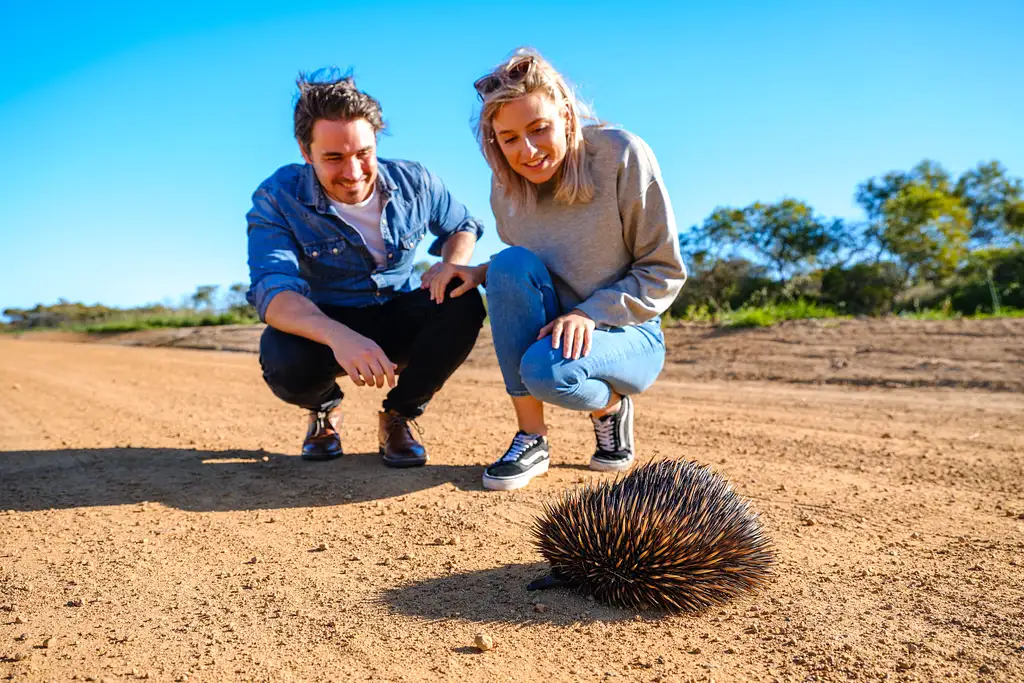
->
[529, 459, 774, 611]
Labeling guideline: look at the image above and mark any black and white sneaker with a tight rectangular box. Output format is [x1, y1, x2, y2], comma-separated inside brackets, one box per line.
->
[589, 395, 635, 472]
[482, 431, 550, 491]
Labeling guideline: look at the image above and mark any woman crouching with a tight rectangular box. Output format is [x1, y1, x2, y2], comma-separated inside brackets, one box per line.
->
[424, 48, 686, 490]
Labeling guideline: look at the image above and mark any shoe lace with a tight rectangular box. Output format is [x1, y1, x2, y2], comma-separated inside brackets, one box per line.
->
[501, 432, 538, 462]
[386, 412, 423, 439]
[593, 414, 619, 453]
[313, 410, 331, 433]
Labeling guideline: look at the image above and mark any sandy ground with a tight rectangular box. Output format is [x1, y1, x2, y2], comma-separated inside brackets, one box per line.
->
[1, 319, 1022, 682]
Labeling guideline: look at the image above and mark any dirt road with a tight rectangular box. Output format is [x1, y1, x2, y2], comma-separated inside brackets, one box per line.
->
[1, 322, 1022, 682]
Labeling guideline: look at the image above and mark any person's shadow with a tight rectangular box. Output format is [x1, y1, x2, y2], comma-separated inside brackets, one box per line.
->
[0, 447, 482, 512]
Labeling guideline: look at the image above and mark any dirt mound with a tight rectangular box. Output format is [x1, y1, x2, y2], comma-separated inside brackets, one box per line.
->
[26, 316, 1020, 392]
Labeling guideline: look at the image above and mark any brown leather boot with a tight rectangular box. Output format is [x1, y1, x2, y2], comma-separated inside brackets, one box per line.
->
[301, 406, 343, 461]
[378, 410, 427, 468]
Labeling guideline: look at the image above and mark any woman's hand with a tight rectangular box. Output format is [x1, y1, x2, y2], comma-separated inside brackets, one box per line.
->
[537, 309, 596, 360]
[420, 263, 486, 303]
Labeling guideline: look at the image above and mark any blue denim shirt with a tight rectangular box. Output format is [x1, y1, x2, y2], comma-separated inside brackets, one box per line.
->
[246, 159, 483, 321]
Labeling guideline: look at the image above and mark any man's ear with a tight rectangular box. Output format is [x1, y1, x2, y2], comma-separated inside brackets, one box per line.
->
[297, 138, 313, 164]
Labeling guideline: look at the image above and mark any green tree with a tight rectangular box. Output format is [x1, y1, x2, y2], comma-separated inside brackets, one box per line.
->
[682, 199, 843, 280]
[225, 282, 257, 318]
[954, 161, 1024, 245]
[190, 285, 219, 310]
[877, 183, 970, 282]
[856, 161, 974, 281]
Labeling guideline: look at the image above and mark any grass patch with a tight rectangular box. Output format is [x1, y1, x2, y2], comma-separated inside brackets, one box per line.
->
[71, 311, 259, 333]
[670, 301, 845, 328]
[723, 301, 844, 328]
[898, 307, 1024, 321]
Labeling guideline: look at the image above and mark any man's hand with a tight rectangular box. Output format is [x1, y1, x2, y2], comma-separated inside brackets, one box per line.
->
[420, 263, 485, 304]
[537, 309, 596, 361]
[325, 326, 398, 389]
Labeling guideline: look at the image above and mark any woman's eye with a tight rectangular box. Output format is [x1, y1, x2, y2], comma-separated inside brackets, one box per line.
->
[501, 136, 518, 145]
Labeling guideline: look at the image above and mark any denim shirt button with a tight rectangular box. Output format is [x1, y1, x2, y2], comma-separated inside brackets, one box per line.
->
[311, 250, 319, 258]
[332, 248, 339, 255]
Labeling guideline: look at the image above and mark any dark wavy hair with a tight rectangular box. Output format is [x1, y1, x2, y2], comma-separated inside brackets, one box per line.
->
[293, 68, 386, 153]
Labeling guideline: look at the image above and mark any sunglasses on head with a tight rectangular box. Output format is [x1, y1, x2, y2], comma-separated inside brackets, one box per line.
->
[473, 56, 535, 98]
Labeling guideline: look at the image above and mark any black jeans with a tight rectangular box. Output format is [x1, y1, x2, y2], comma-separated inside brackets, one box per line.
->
[259, 286, 486, 418]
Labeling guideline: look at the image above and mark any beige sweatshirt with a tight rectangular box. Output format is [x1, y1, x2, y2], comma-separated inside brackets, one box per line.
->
[490, 126, 687, 328]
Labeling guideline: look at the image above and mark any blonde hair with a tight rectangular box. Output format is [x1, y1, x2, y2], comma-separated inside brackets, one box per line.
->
[474, 48, 598, 210]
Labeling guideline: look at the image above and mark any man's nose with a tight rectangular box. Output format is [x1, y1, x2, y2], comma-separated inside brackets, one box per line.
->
[340, 157, 362, 180]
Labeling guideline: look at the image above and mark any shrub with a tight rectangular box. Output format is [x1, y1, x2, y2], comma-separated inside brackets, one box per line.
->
[819, 262, 906, 315]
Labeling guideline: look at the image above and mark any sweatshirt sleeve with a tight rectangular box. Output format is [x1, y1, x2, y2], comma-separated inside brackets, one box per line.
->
[574, 136, 687, 327]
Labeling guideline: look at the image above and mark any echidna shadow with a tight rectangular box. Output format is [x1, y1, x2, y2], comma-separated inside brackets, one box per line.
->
[529, 458, 775, 611]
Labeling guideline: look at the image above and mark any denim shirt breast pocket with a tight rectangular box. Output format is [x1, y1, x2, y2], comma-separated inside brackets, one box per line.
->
[383, 194, 426, 265]
[299, 236, 364, 285]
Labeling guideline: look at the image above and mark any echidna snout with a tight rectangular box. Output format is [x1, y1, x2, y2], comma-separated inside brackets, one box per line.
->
[531, 459, 775, 610]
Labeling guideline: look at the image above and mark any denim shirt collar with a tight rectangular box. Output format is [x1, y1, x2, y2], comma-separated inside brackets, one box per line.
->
[297, 161, 399, 213]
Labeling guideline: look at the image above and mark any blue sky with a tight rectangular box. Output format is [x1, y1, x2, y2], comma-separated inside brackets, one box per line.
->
[2, 0, 1022, 311]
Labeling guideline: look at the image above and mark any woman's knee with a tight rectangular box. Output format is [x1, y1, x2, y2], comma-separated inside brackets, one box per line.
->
[519, 341, 582, 404]
[486, 247, 546, 292]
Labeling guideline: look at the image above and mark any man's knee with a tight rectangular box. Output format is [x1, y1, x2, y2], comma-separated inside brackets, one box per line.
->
[259, 327, 335, 396]
[439, 285, 486, 328]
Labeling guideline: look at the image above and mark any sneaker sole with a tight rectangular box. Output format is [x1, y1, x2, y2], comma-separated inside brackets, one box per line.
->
[482, 460, 549, 491]
[588, 456, 635, 473]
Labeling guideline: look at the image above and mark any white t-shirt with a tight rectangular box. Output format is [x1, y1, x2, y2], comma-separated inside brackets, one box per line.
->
[328, 191, 387, 269]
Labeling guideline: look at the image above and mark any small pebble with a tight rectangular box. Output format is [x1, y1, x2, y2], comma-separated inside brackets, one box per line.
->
[314, 543, 328, 552]
[15, 633, 27, 641]
[67, 599, 83, 607]
[474, 633, 495, 651]
[14, 616, 25, 624]
[533, 603, 548, 613]
[399, 553, 415, 561]
[12, 383, 21, 390]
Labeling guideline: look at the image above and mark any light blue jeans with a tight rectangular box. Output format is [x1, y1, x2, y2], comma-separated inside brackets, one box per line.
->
[486, 247, 666, 412]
